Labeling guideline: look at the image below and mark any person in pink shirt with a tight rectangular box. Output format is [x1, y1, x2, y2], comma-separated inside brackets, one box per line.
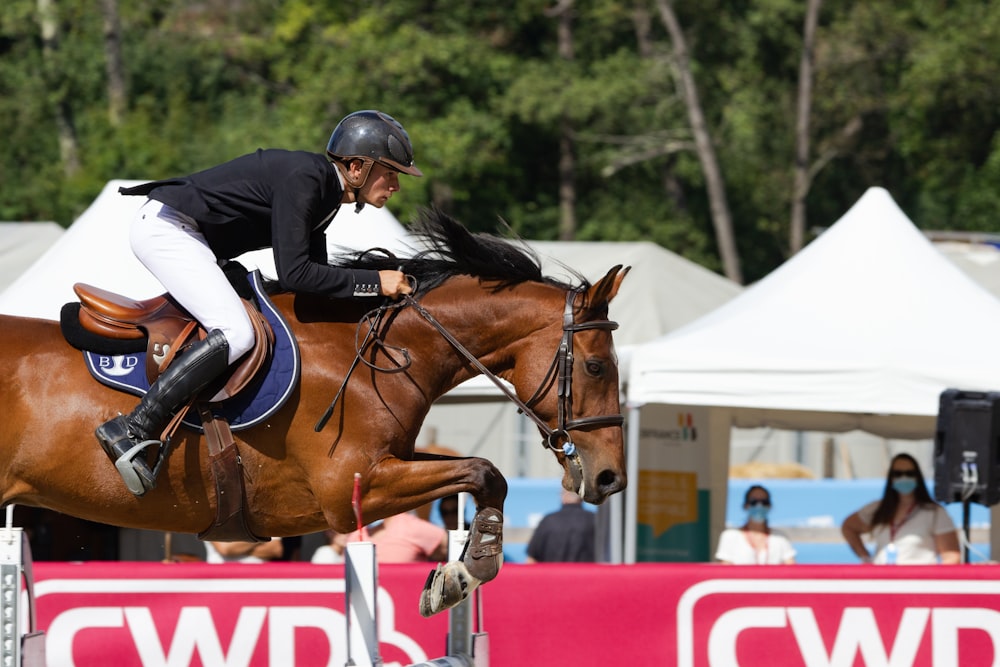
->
[370, 511, 448, 563]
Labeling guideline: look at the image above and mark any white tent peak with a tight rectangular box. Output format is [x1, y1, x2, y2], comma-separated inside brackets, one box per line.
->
[664, 186, 1000, 345]
[627, 186, 1000, 434]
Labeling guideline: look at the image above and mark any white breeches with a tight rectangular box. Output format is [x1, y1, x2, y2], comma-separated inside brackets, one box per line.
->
[129, 199, 254, 364]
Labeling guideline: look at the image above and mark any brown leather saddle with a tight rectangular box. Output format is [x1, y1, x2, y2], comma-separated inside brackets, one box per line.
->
[74, 282, 274, 543]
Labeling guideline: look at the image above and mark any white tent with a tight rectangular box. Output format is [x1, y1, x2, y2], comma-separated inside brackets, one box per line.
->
[936, 239, 1000, 300]
[627, 186, 1000, 435]
[621, 187, 1000, 562]
[0, 222, 63, 292]
[0, 180, 414, 320]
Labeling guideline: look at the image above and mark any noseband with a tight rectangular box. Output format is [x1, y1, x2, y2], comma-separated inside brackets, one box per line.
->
[400, 290, 624, 457]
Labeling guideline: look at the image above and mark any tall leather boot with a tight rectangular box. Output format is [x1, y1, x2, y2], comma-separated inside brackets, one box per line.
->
[96, 329, 230, 496]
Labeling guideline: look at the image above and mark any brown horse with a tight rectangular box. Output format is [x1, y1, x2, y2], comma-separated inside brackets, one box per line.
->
[0, 210, 628, 614]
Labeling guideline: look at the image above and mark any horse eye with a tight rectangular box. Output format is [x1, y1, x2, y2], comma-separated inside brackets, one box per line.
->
[584, 359, 604, 376]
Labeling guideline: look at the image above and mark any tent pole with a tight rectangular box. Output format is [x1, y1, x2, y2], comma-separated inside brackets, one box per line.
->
[623, 403, 641, 564]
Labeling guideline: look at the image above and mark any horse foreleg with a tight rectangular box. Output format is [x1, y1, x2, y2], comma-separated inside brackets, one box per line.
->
[356, 455, 507, 521]
[418, 505, 505, 617]
[356, 456, 508, 616]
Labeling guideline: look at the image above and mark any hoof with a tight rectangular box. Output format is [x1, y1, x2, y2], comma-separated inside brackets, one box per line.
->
[461, 507, 504, 583]
[419, 561, 480, 617]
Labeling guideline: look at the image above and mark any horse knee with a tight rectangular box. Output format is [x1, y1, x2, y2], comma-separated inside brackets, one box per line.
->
[471, 461, 507, 508]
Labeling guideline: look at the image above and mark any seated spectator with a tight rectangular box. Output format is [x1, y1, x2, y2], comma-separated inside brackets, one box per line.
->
[715, 484, 796, 565]
[526, 489, 595, 563]
[370, 511, 448, 563]
[204, 537, 284, 563]
[311, 530, 349, 564]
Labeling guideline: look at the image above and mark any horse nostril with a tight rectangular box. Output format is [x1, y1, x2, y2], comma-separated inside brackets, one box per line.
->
[596, 468, 622, 494]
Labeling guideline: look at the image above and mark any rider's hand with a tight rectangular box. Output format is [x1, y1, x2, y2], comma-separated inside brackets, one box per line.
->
[378, 270, 412, 298]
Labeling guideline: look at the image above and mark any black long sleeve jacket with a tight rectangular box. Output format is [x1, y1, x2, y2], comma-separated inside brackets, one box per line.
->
[120, 148, 382, 298]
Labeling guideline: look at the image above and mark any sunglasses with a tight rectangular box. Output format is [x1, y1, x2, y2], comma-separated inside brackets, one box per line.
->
[891, 470, 917, 479]
[746, 499, 771, 507]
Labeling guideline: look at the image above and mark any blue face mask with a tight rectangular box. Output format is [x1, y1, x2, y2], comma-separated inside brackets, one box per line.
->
[892, 478, 918, 495]
[747, 505, 770, 523]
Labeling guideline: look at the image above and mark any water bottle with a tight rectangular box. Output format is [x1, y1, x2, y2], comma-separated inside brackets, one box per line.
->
[885, 542, 897, 565]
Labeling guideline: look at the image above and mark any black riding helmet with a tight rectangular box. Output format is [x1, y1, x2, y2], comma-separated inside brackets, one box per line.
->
[326, 110, 423, 178]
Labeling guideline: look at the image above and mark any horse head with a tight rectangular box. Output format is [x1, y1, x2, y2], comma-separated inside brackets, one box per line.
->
[510, 264, 630, 506]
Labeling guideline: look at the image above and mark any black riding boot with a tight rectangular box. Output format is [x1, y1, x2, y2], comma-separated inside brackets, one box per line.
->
[96, 329, 230, 496]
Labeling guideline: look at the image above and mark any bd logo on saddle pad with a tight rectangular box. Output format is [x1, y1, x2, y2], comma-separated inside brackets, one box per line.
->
[97, 354, 141, 378]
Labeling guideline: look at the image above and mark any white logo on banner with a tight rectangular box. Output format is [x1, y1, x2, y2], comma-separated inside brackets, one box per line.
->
[36, 579, 428, 667]
[678, 579, 1000, 667]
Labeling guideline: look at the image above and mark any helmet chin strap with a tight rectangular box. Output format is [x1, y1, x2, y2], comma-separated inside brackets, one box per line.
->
[334, 158, 374, 213]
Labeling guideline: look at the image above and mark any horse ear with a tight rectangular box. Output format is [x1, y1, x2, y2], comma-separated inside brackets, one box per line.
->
[588, 265, 631, 307]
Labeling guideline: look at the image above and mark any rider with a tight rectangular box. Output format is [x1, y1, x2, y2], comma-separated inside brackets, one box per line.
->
[95, 110, 421, 496]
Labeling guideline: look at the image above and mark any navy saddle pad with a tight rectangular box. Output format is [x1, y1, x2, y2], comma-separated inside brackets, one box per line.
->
[83, 270, 300, 432]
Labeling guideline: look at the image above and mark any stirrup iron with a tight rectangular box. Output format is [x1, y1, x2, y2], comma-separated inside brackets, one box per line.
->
[113, 438, 165, 496]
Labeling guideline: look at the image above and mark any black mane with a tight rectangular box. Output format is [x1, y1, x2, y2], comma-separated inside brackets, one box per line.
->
[329, 207, 587, 294]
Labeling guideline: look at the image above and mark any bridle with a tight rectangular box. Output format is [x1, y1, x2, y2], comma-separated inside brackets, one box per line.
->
[399, 290, 624, 459]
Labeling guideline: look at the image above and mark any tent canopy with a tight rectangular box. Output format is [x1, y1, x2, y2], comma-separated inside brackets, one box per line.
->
[935, 239, 1000, 300]
[0, 222, 63, 293]
[626, 186, 1000, 439]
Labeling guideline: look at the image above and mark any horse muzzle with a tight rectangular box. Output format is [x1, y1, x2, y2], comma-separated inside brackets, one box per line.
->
[562, 449, 626, 504]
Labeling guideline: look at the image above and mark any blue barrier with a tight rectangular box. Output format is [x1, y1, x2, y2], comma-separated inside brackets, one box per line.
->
[725, 478, 992, 530]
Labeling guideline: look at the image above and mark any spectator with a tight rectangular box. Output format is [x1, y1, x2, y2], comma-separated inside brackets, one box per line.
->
[310, 530, 349, 564]
[841, 453, 961, 564]
[204, 537, 284, 563]
[526, 489, 595, 563]
[370, 511, 448, 563]
[437, 494, 461, 531]
[715, 484, 796, 565]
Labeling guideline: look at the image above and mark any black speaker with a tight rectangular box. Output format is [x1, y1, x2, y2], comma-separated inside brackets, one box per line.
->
[934, 388, 1000, 506]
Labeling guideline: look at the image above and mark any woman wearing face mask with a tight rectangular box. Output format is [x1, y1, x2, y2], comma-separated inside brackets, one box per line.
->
[715, 485, 797, 564]
[841, 453, 961, 564]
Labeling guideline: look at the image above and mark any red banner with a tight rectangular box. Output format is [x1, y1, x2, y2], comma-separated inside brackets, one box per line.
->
[29, 562, 1000, 666]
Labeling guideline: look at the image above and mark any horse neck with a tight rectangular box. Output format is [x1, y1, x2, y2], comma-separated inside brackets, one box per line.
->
[417, 279, 564, 384]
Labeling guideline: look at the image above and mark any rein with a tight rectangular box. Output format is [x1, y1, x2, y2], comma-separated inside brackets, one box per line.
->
[314, 304, 408, 432]
[315, 288, 624, 458]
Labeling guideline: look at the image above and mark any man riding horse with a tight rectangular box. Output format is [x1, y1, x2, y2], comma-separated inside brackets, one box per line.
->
[95, 110, 422, 497]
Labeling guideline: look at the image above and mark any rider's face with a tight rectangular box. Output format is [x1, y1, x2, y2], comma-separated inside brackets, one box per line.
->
[358, 162, 400, 208]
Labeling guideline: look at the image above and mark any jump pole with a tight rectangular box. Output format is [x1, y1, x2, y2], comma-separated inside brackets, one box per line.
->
[344, 473, 382, 667]
[345, 539, 382, 666]
[0, 505, 45, 667]
[342, 481, 488, 667]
